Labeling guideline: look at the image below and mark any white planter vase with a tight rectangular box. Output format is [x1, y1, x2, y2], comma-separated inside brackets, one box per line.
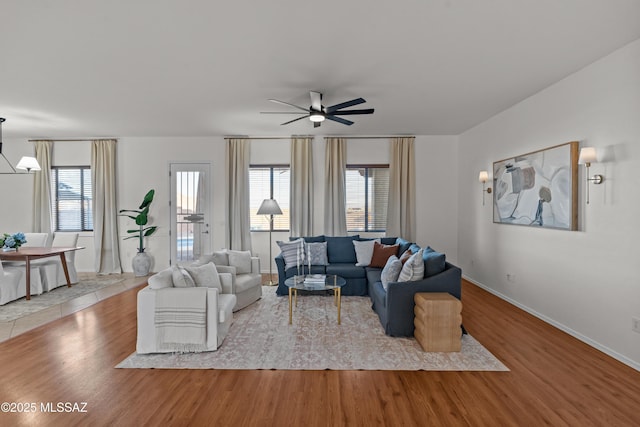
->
[132, 252, 152, 277]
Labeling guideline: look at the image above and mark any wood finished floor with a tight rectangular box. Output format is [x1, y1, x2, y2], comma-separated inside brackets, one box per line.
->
[0, 279, 638, 426]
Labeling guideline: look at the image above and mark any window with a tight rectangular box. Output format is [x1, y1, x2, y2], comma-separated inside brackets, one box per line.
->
[51, 166, 93, 232]
[250, 165, 290, 231]
[346, 165, 389, 232]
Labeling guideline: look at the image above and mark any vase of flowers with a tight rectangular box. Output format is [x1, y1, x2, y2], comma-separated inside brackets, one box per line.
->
[0, 232, 27, 252]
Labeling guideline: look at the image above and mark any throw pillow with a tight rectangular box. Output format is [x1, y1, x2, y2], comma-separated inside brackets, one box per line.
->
[148, 268, 173, 289]
[171, 266, 195, 288]
[352, 239, 380, 267]
[306, 242, 328, 265]
[398, 249, 425, 282]
[325, 235, 359, 264]
[423, 247, 446, 277]
[228, 250, 252, 274]
[369, 241, 399, 268]
[277, 238, 305, 270]
[395, 237, 413, 255]
[380, 255, 402, 290]
[184, 262, 222, 292]
[192, 250, 229, 267]
[398, 248, 413, 265]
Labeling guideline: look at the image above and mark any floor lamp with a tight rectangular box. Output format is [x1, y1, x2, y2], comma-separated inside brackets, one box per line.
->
[257, 198, 282, 285]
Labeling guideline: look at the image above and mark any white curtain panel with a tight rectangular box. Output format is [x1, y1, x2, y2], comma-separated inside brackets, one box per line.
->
[323, 137, 347, 236]
[92, 139, 123, 274]
[290, 136, 314, 237]
[225, 138, 252, 251]
[387, 136, 416, 240]
[32, 140, 53, 240]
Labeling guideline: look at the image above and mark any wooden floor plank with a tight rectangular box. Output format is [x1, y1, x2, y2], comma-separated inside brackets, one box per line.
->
[0, 279, 638, 426]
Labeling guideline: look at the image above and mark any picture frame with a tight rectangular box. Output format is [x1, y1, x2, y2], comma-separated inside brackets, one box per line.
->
[493, 141, 578, 230]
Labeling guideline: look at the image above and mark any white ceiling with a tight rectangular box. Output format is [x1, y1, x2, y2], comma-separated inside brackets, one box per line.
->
[1, 0, 639, 139]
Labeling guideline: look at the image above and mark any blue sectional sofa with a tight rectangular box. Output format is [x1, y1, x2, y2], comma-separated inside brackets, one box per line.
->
[274, 236, 462, 337]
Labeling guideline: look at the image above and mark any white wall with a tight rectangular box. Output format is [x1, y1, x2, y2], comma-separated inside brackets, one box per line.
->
[457, 39, 640, 369]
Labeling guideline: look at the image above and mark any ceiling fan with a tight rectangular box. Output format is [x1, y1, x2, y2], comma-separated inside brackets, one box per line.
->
[262, 91, 374, 127]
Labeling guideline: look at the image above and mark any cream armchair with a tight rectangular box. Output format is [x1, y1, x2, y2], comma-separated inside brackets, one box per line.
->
[194, 250, 262, 312]
[136, 263, 237, 354]
[0, 261, 24, 305]
[38, 232, 79, 292]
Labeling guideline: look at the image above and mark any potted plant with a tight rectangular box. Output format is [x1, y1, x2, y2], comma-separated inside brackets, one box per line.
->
[119, 189, 158, 276]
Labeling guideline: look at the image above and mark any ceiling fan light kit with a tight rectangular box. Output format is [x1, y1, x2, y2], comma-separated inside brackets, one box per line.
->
[262, 91, 374, 127]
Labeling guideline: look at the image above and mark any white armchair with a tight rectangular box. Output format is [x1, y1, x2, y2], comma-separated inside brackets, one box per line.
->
[136, 264, 237, 354]
[0, 261, 24, 305]
[194, 250, 262, 312]
[2, 232, 48, 296]
[38, 232, 79, 292]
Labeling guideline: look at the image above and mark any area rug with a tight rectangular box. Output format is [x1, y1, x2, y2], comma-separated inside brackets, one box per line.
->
[117, 287, 508, 371]
[0, 276, 125, 322]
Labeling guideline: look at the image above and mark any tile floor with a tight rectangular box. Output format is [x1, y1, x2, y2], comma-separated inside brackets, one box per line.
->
[0, 272, 148, 343]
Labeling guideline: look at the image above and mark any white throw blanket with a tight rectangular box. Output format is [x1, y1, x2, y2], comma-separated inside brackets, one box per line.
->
[155, 287, 208, 352]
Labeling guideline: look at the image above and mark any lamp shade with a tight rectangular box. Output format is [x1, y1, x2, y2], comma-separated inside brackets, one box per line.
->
[578, 147, 597, 165]
[16, 156, 41, 171]
[257, 199, 282, 215]
[478, 170, 489, 183]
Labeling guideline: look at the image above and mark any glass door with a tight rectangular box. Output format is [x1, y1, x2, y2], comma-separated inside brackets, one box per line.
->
[170, 163, 211, 265]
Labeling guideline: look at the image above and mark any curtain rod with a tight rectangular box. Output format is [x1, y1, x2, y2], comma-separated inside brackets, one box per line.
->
[224, 135, 413, 140]
[27, 138, 117, 142]
[224, 135, 315, 140]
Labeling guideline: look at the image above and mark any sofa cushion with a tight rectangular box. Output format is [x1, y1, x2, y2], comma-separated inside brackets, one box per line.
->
[380, 237, 398, 245]
[369, 279, 387, 309]
[235, 273, 261, 293]
[184, 262, 222, 292]
[228, 250, 252, 274]
[290, 235, 325, 243]
[395, 238, 413, 255]
[370, 241, 399, 268]
[194, 250, 229, 267]
[277, 238, 305, 270]
[398, 249, 425, 282]
[398, 248, 413, 264]
[326, 235, 359, 264]
[171, 266, 195, 288]
[423, 247, 446, 277]
[365, 267, 383, 286]
[326, 263, 366, 279]
[352, 239, 380, 266]
[148, 268, 173, 289]
[380, 255, 402, 290]
[306, 241, 328, 265]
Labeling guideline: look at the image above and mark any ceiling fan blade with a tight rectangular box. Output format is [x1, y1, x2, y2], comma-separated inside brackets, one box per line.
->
[281, 115, 310, 125]
[310, 91, 322, 111]
[331, 108, 375, 115]
[268, 99, 309, 113]
[325, 115, 354, 126]
[260, 111, 308, 114]
[326, 98, 366, 114]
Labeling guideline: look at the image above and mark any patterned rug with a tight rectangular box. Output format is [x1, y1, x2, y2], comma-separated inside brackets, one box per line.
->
[117, 287, 508, 371]
[0, 276, 125, 322]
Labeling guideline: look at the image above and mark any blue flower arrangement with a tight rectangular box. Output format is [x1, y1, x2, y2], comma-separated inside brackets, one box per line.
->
[0, 232, 27, 251]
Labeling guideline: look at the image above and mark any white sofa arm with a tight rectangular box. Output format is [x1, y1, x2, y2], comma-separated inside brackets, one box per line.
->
[251, 256, 260, 275]
[219, 272, 233, 294]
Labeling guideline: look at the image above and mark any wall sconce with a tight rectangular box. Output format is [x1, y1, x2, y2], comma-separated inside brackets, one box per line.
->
[578, 147, 604, 204]
[478, 170, 492, 206]
[0, 117, 42, 175]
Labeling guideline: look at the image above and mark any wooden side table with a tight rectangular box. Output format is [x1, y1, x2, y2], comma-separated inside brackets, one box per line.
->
[414, 292, 462, 352]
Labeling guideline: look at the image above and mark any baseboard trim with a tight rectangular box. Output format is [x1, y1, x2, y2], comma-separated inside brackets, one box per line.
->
[462, 274, 640, 372]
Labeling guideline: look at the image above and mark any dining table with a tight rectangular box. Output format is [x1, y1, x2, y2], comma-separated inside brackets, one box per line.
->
[0, 246, 85, 300]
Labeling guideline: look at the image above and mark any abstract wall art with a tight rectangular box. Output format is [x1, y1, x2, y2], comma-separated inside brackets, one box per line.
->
[493, 141, 578, 230]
